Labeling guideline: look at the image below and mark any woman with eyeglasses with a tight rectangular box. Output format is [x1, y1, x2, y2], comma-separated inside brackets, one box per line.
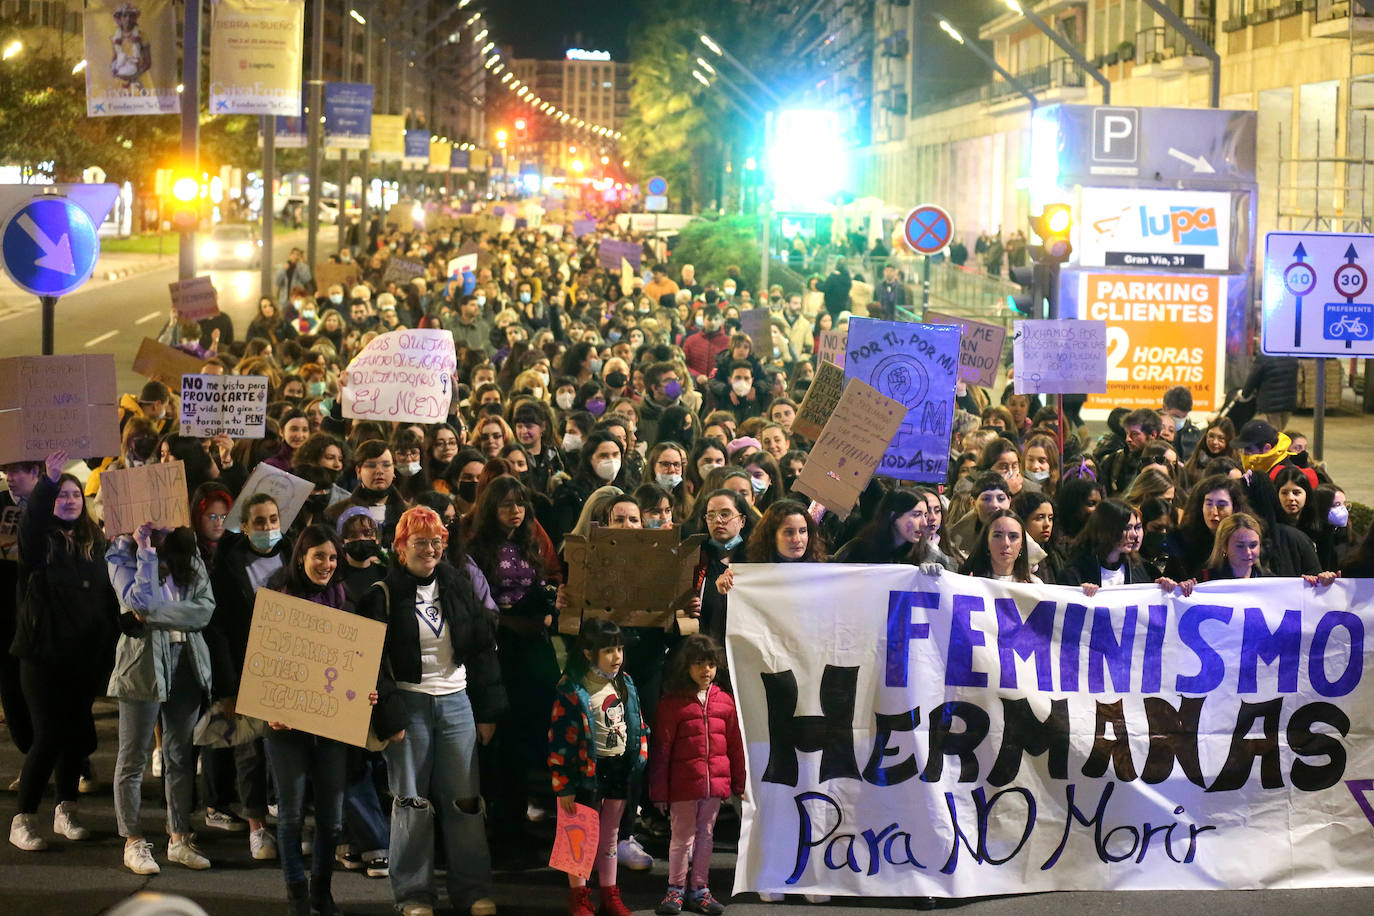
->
[427, 424, 464, 492]
[464, 478, 562, 868]
[324, 440, 407, 548]
[360, 506, 505, 916]
[696, 489, 753, 650]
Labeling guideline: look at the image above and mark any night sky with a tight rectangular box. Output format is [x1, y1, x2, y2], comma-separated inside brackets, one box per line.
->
[485, 0, 637, 60]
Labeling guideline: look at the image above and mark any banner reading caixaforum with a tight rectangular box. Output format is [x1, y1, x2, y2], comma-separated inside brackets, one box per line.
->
[208, 0, 304, 116]
[84, 0, 180, 116]
[726, 566, 1374, 898]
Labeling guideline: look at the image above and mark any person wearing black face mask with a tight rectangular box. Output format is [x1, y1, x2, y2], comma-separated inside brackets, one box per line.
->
[337, 508, 388, 605]
[1137, 497, 1174, 575]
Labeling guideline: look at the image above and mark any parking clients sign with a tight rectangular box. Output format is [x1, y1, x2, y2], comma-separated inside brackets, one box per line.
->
[1079, 188, 1232, 271]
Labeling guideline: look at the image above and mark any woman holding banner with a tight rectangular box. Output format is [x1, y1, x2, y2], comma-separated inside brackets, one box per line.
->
[1058, 498, 1189, 596]
[957, 509, 1040, 584]
[361, 506, 504, 916]
[9, 451, 118, 854]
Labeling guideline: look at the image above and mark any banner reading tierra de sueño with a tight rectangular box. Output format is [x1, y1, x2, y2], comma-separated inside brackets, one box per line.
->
[727, 566, 1374, 898]
[208, 0, 305, 116]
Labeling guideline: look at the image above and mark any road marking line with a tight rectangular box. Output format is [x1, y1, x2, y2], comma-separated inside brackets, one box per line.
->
[84, 330, 119, 348]
[135, 310, 163, 325]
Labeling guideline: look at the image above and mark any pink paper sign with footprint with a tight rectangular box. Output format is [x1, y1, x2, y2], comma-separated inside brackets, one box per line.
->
[549, 803, 600, 878]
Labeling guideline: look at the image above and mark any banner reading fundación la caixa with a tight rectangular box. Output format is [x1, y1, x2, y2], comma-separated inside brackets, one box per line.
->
[84, 0, 180, 116]
[208, 0, 304, 116]
[727, 566, 1374, 898]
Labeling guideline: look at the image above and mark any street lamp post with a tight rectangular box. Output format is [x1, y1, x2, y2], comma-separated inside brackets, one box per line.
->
[936, 18, 1037, 111]
[179, 0, 201, 281]
[306, 0, 325, 270]
[1003, 0, 1110, 103]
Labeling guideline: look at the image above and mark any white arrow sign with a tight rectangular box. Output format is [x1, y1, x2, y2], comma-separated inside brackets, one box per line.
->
[16, 212, 75, 275]
[1167, 147, 1216, 174]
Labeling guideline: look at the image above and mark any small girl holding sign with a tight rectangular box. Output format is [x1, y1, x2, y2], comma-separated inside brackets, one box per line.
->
[548, 618, 648, 916]
[647, 635, 745, 915]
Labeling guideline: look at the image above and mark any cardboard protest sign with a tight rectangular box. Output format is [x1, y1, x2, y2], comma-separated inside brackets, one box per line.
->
[843, 318, 960, 483]
[739, 308, 773, 358]
[179, 374, 269, 438]
[791, 361, 847, 441]
[381, 256, 426, 286]
[1012, 319, 1108, 395]
[560, 527, 707, 634]
[100, 461, 191, 536]
[815, 327, 847, 369]
[447, 253, 477, 278]
[0, 502, 21, 562]
[342, 329, 457, 425]
[132, 338, 208, 391]
[225, 462, 315, 533]
[169, 276, 220, 320]
[791, 378, 904, 520]
[549, 803, 599, 878]
[235, 589, 386, 748]
[597, 238, 641, 271]
[0, 355, 121, 464]
[314, 261, 358, 292]
[925, 309, 1006, 388]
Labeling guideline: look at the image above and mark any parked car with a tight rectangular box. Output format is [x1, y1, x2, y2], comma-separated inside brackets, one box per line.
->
[200, 223, 262, 269]
[277, 195, 339, 225]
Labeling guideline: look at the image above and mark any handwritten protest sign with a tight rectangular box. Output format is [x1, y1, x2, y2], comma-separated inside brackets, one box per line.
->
[843, 318, 959, 483]
[739, 308, 773, 358]
[815, 327, 847, 369]
[791, 361, 846, 441]
[235, 589, 385, 747]
[169, 276, 219, 320]
[0, 355, 121, 464]
[342, 329, 456, 425]
[549, 802, 599, 878]
[314, 261, 358, 292]
[0, 503, 21, 562]
[597, 238, 641, 271]
[132, 337, 207, 391]
[1012, 319, 1108, 395]
[573, 219, 596, 238]
[791, 378, 903, 520]
[101, 461, 190, 536]
[447, 253, 477, 278]
[925, 310, 1006, 388]
[560, 527, 706, 634]
[179, 374, 269, 438]
[225, 462, 315, 533]
[381, 256, 426, 286]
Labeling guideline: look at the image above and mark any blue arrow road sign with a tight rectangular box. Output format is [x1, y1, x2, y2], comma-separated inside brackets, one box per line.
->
[1, 196, 100, 297]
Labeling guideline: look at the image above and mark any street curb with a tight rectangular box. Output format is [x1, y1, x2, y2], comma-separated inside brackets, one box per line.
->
[99, 256, 175, 283]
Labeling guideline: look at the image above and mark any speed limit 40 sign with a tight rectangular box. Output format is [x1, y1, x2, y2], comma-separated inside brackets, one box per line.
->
[1262, 231, 1374, 356]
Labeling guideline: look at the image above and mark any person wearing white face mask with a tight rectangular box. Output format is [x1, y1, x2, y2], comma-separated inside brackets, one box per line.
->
[549, 431, 625, 547]
[206, 494, 292, 862]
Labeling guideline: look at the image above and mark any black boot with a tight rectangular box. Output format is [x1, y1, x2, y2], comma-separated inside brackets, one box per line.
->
[286, 880, 310, 916]
[310, 871, 343, 916]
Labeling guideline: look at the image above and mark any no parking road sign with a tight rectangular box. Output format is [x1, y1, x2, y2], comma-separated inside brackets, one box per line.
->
[903, 204, 953, 255]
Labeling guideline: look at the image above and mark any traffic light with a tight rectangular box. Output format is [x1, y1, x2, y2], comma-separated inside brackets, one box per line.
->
[169, 172, 200, 231]
[1033, 203, 1073, 262]
[1007, 262, 1039, 317]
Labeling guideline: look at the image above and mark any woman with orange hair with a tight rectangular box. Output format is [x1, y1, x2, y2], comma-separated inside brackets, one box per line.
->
[358, 506, 505, 916]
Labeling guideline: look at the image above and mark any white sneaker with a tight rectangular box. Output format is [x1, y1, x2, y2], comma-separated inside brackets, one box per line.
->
[124, 839, 160, 875]
[400, 905, 434, 916]
[250, 826, 278, 860]
[150, 750, 163, 778]
[525, 800, 548, 823]
[617, 835, 653, 871]
[758, 892, 784, 902]
[168, 834, 211, 869]
[9, 814, 47, 851]
[53, 802, 91, 840]
[78, 775, 97, 795]
[803, 893, 831, 904]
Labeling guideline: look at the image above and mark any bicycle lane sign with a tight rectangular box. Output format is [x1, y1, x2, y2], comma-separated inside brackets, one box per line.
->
[1261, 231, 1374, 357]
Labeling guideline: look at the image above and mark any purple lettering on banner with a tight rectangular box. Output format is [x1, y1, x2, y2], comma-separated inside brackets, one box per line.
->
[1239, 607, 1301, 694]
[947, 595, 988, 688]
[1175, 604, 1233, 693]
[1309, 611, 1364, 698]
[995, 599, 1057, 691]
[885, 590, 937, 688]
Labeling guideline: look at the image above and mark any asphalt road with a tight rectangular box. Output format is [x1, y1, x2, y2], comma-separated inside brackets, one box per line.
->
[0, 700, 1372, 915]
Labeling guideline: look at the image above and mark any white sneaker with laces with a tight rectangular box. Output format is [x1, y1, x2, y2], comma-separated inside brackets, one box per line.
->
[53, 802, 91, 840]
[803, 893, 831, 904]
[124, 839, 160, 875]
[616, 835, 653, 870]
[9, 814, 47, 851]
[250, 826, 278, 860]
[168, 834, 211, 869]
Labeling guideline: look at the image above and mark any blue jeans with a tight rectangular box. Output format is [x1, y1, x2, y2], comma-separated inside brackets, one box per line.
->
[114, 643, 203, 838]
[383, 689, 490, 910]
[265, 729, 346, 886]
[342, 752, 390, 854]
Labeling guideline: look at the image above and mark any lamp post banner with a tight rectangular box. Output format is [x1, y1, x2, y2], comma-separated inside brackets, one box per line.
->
[727, 565, 1374, 897]
[84, 0, 181, 116]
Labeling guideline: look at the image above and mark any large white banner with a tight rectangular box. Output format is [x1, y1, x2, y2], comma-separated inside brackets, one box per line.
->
[727, 566, 1374, 898]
